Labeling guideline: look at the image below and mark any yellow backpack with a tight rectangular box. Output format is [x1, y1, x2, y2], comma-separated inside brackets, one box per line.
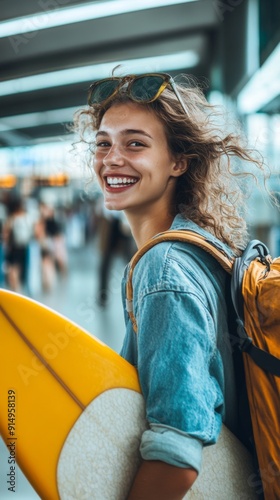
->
[126, 230, 280, 499]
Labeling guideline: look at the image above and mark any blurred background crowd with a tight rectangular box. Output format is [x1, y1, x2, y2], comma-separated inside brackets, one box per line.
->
[0, 184, 135, 305]
[0, 0, 279, 328]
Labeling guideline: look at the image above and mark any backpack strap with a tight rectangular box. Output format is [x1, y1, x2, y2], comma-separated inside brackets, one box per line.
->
[126, 229, 280, 377]
[126, 229, 234, 333]
[234, 318, 280, 376]
[232, 241, 280, 377]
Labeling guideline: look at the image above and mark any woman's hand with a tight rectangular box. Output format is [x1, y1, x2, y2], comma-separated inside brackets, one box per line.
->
[127, 460, 198, 499]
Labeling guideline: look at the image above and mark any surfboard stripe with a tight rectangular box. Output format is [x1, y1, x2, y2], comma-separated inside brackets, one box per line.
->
[0, 303, 86, 411]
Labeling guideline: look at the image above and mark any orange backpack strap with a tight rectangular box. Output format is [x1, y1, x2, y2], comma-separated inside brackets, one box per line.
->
[126, 229, 234, 333]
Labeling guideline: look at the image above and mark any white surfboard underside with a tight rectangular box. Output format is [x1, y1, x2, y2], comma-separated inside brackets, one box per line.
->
[57, 388, 257, 499]
[187, 424, 257, 499]
[57, 388, 147, 500]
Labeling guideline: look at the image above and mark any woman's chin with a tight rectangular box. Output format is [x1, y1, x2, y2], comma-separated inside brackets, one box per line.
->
[104, 200, 123, 211]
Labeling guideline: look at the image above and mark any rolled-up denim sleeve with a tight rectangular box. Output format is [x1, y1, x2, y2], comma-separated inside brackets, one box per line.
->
[141, 424, 203, 471]
[136, 288, 224, 471]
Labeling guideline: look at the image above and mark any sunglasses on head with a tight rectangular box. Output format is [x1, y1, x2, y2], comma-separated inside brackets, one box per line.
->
[87, 73, 189, 116]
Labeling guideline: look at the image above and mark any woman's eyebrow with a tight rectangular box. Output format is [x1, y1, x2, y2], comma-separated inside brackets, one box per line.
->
[96, 129, 153, 139]
[95, 130, 108, 138]
[122, 129, 153, 139]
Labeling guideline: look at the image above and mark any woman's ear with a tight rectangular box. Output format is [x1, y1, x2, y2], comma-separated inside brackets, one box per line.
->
[172, 157, 188, 177]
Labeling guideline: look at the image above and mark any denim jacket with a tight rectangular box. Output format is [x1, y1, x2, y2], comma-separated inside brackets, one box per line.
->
[120, 215, 238, 472]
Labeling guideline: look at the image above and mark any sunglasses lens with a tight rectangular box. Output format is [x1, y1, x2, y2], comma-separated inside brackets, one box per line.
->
[130, 75, 165, 102]
[89, 79, 120, 105]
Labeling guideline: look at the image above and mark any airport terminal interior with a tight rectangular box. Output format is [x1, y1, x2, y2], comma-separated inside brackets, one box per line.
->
[0, 0, 280, 497]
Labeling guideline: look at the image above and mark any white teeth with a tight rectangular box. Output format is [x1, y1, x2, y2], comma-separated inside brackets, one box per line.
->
[107, 177, 137, 186]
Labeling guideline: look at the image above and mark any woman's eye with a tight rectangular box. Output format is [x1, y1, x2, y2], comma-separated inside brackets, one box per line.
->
[129, 141, 145, 147]
[96, 141, 110, 147]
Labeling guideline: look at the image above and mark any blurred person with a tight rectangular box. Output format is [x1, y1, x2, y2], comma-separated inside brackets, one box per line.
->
[35, 203, 68, 291]
[3, 194, 33, 292]
[74, 73, 271, 497]
[52, 208, 68, 276]
[0, 201, 7, 286]
[65, 203, 86, 249]
[96, 203, 135, 307]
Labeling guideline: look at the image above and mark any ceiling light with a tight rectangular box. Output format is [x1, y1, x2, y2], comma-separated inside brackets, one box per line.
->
[0, 0, 198, 38]
[0, 107, 79, 131]
[0, 51, 199, 97]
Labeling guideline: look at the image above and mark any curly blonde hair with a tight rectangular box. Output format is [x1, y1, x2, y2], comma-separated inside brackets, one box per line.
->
[73, 75, 267, 253]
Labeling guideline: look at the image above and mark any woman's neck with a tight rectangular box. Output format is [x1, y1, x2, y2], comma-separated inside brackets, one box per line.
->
[125, 210, 175, 249]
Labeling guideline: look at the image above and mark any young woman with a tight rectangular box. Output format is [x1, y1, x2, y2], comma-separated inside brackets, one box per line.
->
[75, 73, 264, 499]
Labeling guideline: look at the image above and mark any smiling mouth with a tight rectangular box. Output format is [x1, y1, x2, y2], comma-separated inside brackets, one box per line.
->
[105, 176, 139, 189]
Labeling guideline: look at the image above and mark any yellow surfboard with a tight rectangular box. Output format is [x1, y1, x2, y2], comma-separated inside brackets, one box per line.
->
[0, 288, 147, 499]
[0, 289, 257, 499]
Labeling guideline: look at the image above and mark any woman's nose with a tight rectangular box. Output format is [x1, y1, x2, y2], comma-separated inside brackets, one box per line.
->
[103, 145, 125, 166]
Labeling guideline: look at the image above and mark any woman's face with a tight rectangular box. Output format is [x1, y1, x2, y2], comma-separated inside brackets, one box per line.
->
[93, 102, 184, 216]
